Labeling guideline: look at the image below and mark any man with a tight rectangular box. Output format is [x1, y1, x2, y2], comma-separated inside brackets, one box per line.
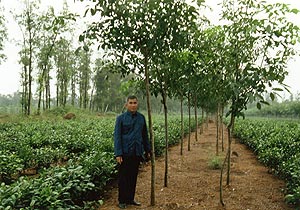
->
[114, 95, 151, 209]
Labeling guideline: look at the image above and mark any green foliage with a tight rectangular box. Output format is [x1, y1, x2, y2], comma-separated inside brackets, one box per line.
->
[0, 6, 7, 63]
[0, 165, 95, 209]
[245, 100, 300, 118]
[153, 115, 196, 156]
[0, 150, 24, 183]
[234, 118, 300, 205]
[81, 0, 200, 75]
[0, 115, 194, 209]
[208, 155, 222, 170]
[220, 0, 300, 120]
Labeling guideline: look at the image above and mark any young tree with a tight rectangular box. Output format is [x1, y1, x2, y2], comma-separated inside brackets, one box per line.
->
[149, 59, 174, 187]
[80, 0, 201, 205]
[219, 0, 300, 206]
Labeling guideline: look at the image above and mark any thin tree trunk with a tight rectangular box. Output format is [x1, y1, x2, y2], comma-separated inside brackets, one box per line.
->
[200, 108, 204, 134]
[226, 112, 235, 185]
[221, 105, 224, 152]
[194, 94, 198, 141]
[144, 54, 155, 206]
[37, 66, 46, 115]
[46, 71, 50, 109]
[180, 95, 184, 155]
[188, 92, 191, 151]
[89, 82, 95, 110]
[27, 29, 33, 115]
[162, 91, 168, 187]
[220, 146, 230, 206]
[216, 108, 219, 156]
[71, 74, 75, 106]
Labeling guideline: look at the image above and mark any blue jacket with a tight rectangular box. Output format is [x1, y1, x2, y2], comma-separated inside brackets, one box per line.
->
[114, 111, 151, 157]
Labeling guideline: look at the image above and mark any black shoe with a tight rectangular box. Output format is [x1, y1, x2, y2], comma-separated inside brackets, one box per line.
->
[128, 200, 141, 206]
[118, 203, 127, 209]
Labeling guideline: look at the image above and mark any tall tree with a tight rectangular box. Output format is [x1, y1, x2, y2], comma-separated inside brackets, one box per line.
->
[149, 60, 173, 187]
[0, 6, 7, 64]
[92, 59, 125, 112]
[77, 47, 92, 109]
[218, 0, 300, 206]
[80, 0, 201, 205]
[36, 5, 76, 113]
[54, 38, 74, 107]
[15, 0, 41, 115]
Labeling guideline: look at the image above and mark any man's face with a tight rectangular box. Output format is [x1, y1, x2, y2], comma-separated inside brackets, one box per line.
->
[126, 98, 138, 113]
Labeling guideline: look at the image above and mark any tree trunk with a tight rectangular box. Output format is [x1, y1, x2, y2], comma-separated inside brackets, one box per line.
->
[188, 92, 191, 151]
[71, 74, 76, 106]
[194, 94, 198, 141]
[221, 105, 224, 152]
[200, 108, 204, 134]
[219, 111, 235, 206]
[180, 95, 184, 155]
[216, 108, 219, 156]
[162, 90, 168, 187]
[144, 54, 156, 206]
[37, 65, 46, 115]
[226, 113, 235, 185]
[46, 71, 51, 109]
[89, 82, 95, 110]
[27, 24, 33, 116]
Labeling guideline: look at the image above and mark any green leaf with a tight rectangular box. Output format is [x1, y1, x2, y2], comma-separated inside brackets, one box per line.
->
[290, 8, 299, 14]
[272, 87, 283, 91]
[270, 92, 275, 101]
[91, 8, 96, 16]
[256, 102, 261, 110]
[83, 45, 89, 52]
[260, 100, 269, 106]
[79, 34, 85, 42]
[266, 25, 272, 33]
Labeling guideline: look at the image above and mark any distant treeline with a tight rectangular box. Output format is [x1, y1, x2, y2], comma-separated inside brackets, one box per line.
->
[0, 92, 189, 115]
[245, 100, 300, 118]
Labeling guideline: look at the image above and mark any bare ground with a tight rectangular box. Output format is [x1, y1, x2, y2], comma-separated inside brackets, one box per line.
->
[98, 122, 296, 210]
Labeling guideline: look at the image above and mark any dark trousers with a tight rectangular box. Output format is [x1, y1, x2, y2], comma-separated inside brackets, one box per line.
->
[118, 156, 141, 203]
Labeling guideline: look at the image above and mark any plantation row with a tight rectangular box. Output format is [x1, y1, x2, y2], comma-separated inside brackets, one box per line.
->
[233, 118, 300, 205]
[0, 115, 196, 209]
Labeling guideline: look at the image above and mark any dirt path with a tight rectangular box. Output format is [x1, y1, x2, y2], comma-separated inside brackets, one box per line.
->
[98, 122, 295, 210]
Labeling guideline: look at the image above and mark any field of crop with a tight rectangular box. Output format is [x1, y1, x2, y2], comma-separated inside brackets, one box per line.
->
[233, 118, 300, 205]
[0, 115, 196, 209]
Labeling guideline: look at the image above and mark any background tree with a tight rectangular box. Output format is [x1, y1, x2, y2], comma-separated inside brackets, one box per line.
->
[15, 0, 41, 115]
[0, 6, 7, 64]
[92, 59, 126, 112]
[36, 5, 76, 113]
[77, 47, 92, 109]
[54, 38, 74, 107]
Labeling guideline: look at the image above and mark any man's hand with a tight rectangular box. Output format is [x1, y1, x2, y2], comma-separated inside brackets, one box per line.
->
[116, 156, 123, 164]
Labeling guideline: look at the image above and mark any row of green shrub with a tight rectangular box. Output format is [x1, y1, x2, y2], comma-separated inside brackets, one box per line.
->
[0, 115, 196, 209]
[233, 118, 300, 205]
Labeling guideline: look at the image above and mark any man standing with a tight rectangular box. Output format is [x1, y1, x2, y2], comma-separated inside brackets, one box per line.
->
[114, 95, 151, 209]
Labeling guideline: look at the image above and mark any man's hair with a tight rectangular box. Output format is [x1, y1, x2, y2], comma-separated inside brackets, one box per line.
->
[127, 95, 138, 101]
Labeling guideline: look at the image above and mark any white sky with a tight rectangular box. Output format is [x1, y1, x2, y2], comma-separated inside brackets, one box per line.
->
[0, 0, 299, 98]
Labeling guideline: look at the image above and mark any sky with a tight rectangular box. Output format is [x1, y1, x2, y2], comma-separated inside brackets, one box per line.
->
[0, 0, 299, 98]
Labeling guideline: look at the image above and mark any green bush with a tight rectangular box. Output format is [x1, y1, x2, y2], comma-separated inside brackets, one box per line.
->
[234, 118, 300, 205]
